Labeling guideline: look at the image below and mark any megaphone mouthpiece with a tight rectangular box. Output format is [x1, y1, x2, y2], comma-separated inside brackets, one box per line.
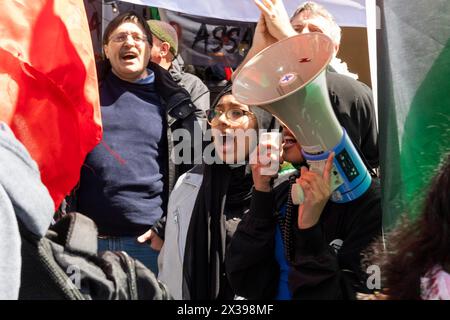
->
[277, 72, 299, 96]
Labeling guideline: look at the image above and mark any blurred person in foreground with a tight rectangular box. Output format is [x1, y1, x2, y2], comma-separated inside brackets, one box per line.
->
[364, 153, 450, 300]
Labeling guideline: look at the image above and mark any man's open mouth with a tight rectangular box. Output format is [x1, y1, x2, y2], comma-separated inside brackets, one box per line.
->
[121, 52, 138, 61]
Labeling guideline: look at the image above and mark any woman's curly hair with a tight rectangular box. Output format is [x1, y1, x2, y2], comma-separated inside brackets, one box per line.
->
[364, 153, 450, 299]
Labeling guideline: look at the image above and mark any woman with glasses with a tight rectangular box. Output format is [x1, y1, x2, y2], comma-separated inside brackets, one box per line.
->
[147, 84, 278, 299]
[73, 11, 201, 275]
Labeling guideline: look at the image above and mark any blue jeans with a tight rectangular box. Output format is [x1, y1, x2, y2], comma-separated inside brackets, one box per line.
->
[98, 236, 159, 275]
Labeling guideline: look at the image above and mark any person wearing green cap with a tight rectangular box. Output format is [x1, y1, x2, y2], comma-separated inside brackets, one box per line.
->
[147, 19, 210, 117]
[147, 19, 210, 180]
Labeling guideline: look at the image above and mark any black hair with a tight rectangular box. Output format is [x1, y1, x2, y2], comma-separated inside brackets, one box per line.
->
[366, 153, 450, 299]
[97, 11, 153, 82]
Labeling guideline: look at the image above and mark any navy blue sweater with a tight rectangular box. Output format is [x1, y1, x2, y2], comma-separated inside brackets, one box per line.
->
[78, 71, 168, 236]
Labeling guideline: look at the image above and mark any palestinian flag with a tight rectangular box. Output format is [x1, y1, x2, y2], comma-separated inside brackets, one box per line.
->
[0, 0, 102, 209]
[377, 0, 450, 229]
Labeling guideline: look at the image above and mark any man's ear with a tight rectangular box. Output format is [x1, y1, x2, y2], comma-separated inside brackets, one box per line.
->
[103, 44, 110, 59]
[333, 43, 340, 56]
[160, 42, 171, 58]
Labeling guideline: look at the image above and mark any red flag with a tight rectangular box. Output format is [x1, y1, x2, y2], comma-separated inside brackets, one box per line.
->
[0, 0, 102, 209]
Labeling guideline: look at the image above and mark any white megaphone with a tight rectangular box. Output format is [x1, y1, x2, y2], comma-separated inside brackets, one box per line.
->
[232, 33, 371, 203]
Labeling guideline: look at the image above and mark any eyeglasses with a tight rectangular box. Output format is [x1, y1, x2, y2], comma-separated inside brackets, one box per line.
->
[206, 108, 254, 126]
[109, 32, 148, 44]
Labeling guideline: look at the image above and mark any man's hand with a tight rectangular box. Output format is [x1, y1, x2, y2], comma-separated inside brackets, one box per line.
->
[252, 14, 278, 54]
[297, 152, 334, 229]
[137, 229, 164, 251]
[232, 15, 277, 81]
[254, 0, 297, 40]
[232, 1, 296, 82]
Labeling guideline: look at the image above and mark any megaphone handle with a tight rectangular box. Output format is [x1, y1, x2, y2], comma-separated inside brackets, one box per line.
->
[291, 183, 304, 205]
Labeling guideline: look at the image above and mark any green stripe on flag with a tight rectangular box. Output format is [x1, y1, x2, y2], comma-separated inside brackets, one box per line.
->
[377, 0, 450, 229]
[401, 41, 450, 209]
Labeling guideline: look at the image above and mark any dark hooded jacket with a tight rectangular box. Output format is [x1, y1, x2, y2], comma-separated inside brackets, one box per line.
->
[169, 55, 210, 114]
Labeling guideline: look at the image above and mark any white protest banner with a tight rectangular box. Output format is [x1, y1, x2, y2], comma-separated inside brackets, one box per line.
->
[120, 0, 366, 27]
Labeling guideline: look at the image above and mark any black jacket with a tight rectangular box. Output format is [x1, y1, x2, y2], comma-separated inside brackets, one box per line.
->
[327, 71, 379, 169]
[226, 176, 382, 300]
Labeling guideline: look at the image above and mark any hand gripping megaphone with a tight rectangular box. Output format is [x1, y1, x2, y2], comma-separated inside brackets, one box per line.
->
[232, 33, 371, 203]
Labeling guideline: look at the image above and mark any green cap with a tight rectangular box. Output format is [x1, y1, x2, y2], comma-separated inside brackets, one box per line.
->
[147, 19, 178, 57]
